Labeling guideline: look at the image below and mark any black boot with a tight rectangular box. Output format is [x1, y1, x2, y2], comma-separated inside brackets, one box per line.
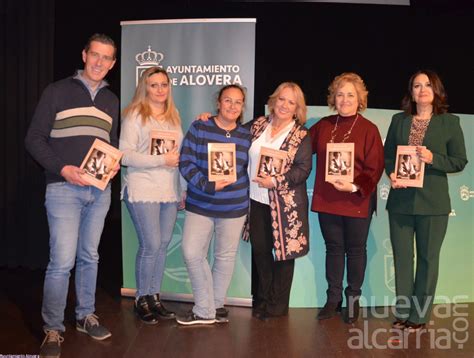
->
[135, 296, 159, 325]
[317, 301, 342, 320]
[147, 294, 176, 319]
[345, 296, 360, 324]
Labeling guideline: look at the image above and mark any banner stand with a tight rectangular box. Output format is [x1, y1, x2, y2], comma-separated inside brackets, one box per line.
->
[120, 18, 257, 307]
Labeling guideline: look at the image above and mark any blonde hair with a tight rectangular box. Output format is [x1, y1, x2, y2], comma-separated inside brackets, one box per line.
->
[327, 72, 368, 112]
[122, 67, 181, 126]
[267, 82, 307, 125]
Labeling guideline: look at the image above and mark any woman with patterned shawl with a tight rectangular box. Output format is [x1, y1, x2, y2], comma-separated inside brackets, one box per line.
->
[246, 82, 312, 320]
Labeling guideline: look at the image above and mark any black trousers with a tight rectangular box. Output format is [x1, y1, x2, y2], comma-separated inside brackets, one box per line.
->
[250, 199, 294, 316]
[318, 199, 374, 303]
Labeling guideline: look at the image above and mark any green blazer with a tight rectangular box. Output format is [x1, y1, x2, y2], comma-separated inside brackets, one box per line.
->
[384, 112, 468, 215]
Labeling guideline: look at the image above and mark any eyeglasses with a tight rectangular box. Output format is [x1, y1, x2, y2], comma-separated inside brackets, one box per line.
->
[222, 97, 244, 107]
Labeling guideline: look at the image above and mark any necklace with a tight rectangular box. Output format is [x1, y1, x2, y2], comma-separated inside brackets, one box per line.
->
[270, 118, 292, 137]
[266, 119, 293, 143]
[329, 114, 359, 143]
[215, 117, 235, 138]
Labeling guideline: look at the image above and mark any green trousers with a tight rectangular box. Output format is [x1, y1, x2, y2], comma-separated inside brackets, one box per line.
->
[388, 213, 449, 324]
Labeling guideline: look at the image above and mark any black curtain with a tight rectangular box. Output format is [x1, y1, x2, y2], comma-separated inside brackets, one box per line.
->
[0, 0, 55, 268]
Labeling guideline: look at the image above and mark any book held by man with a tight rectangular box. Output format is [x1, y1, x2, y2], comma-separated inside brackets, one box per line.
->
[80, 139, 123, 190]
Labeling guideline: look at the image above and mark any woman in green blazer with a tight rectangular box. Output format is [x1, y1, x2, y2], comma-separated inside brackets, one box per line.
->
[384, 70, 468, 332]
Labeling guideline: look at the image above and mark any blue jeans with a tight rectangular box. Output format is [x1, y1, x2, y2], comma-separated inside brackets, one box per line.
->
[181, 211, 246, 319]
[42, 182, 111, 332]
[124, 189, 178, 297]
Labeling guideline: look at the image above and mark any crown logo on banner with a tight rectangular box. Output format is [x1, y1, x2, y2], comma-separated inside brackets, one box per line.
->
[379, 183, 390, 201]
[135, 46, 164, 66]
[135, 46, 165, 85]
[460, 185, 470, 201]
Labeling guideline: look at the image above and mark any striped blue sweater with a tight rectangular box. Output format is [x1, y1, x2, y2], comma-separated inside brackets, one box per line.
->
[179, 117, 251, 218]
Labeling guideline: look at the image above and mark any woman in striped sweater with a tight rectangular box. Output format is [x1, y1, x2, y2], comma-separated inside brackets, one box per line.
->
[177, 84, 251, 325]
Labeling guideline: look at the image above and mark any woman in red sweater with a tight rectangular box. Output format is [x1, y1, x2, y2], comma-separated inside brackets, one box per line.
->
[309, 72, 384, 323]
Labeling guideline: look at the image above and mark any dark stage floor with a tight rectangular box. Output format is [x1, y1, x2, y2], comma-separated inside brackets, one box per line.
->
[1, 267, 472, 357]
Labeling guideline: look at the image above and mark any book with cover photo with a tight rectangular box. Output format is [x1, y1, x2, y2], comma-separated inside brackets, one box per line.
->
[325, 142, 354, 183]
[149, 129, 178, 155]
[80, 139, 123, 190]
[208, 142, 236, 182]
[256, 146, 287, 178]
[394, 145, 425, 188]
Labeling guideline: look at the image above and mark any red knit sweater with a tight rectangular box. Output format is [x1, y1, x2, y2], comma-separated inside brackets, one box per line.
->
[309, 114, 384, 218]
